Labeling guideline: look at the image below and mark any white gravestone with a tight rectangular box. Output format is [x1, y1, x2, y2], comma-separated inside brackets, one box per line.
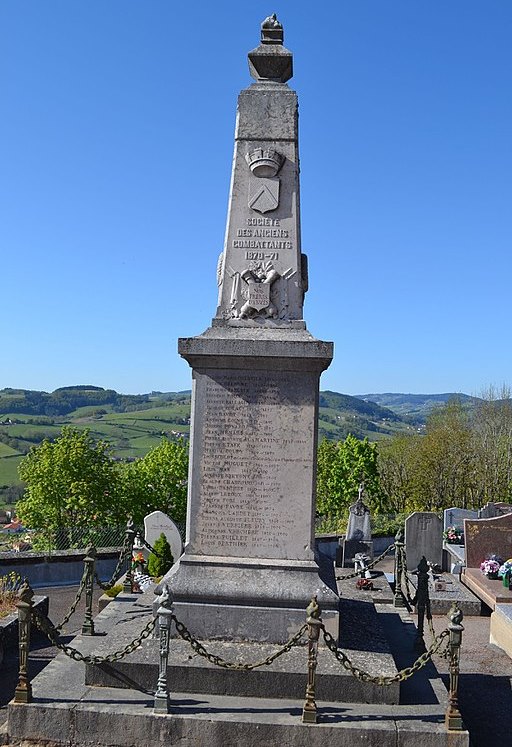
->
[144, 511, 183, 563]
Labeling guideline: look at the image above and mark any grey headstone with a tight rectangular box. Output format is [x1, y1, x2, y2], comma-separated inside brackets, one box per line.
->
[443, 507, 478, 531]
[478, 502, 499, 519]
[144, 511, 183, 563]
[342, 489, 372, 567]
[405, 512, 443, 571]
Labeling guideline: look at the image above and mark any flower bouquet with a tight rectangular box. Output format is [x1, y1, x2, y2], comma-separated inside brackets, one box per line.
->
[480, 554, 503, 579]
[443, 526, 464, 545]
[131, 551, 146, 573]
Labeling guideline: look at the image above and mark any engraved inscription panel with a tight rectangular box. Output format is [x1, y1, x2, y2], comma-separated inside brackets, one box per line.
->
[190, 370, 316, 560]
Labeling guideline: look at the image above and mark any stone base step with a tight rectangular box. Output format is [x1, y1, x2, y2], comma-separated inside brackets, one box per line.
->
[82, 590, 399, 704]
[7, 676, 469, 747]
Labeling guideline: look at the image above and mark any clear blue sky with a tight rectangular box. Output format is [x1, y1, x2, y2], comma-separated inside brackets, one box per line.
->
[2, 2, 511, 397]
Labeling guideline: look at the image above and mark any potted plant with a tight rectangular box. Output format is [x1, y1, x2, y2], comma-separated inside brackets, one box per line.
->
[498, 559, 512, 588]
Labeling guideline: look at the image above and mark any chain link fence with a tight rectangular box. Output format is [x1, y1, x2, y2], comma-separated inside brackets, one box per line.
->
[1, 521, 186, 556]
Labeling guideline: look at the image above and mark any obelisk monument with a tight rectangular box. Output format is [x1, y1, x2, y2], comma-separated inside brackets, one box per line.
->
[163, 15, 339, 642]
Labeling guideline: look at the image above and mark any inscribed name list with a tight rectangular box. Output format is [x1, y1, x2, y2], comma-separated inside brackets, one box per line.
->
[191, 369, 316, 561]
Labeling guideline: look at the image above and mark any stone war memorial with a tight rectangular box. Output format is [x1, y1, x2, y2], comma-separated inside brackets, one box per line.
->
[6, 16, 470, 747]
[159, 11, 339, 643]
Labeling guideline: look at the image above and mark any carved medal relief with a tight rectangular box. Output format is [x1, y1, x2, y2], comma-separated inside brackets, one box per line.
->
[217, 145, 306, 321]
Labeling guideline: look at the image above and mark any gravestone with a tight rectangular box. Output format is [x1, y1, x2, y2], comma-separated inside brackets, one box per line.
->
[342, 485, 373, 567]
[443, 507, 477, 532]
[464, 513, 512, 569]
[144, 511, 183, 564]
[159, 15, 339, 642]
[479, 501, 512, 519]
[479, 502, 500, 519]
[405, 512, 443, 571]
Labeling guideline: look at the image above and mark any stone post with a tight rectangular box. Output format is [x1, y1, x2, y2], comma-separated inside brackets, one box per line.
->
[302, 596, 322, 724]
[393, 529, 406, 608]
[445, 603, 464, 731]
[14, 579, 34, 703]
[154, 584, 174, 714]
[82, 544, 97, 636]
[123, 518, 136, 594]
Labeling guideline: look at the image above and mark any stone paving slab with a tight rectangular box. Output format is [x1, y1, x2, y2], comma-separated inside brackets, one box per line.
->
[462, 567, 512, 611]
[406, 572, 482, 616]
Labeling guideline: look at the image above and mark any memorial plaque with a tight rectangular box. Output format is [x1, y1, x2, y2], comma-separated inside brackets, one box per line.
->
[187, 369, 315, 560]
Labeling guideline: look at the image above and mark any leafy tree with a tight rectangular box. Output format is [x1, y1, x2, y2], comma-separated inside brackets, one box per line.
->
[472, 385, 512, 505]
[121, 437, 188, 525]
[414, 400, 476, 511]
[147, 532, 174, 577]
[16, 427, 122, 529]
[316, 434, 384, 518]
[378, 435, 422, 514]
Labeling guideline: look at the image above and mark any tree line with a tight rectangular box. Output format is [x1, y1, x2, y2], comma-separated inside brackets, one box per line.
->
[15, 388, 512, 533]
[317, 387, 512, 527]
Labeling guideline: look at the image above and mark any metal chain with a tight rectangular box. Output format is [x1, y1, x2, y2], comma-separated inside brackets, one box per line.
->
[94, 541, 131, 591]
[336, 542, 396, 581]
[140, 537, 167, 560]
[32, 608, 155, 664]
[54, 571, 88, 632]
[321, 623, 449, 684]
[171, 614, 307, 670]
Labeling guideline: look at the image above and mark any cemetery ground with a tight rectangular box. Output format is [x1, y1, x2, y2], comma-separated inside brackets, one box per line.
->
[1, 575, 512, 746]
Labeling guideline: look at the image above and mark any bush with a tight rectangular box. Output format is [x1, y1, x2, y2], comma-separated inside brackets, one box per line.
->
[104, 584, 123, 598]
[147, 533, 174, 577]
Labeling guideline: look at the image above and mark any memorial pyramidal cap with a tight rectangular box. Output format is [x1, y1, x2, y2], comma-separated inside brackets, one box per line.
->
[158, 14, 340, 643]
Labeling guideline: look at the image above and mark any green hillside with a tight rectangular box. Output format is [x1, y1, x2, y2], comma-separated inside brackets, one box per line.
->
[0, 384, 456, 508]
[355, 392, 480, 421]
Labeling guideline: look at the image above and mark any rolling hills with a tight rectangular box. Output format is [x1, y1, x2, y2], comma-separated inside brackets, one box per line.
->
[0, 385, 472, 507]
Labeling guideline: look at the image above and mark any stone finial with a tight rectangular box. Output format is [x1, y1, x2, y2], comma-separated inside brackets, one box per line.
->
[248, 14, 293, 83]
[261, 13, 284, 44]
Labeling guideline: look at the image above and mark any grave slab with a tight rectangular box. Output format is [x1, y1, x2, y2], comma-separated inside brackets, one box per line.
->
[490, 603, 512, 659]
[461, 567, 512, 610]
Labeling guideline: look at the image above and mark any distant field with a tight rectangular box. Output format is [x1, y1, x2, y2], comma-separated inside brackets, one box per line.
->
[0, 443, 20, 457]
[0, 455, 23, 486]
[0, 384, 432, 499]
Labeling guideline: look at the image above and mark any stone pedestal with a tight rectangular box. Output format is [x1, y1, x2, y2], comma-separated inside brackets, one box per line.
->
[163, 329, 339, 642]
